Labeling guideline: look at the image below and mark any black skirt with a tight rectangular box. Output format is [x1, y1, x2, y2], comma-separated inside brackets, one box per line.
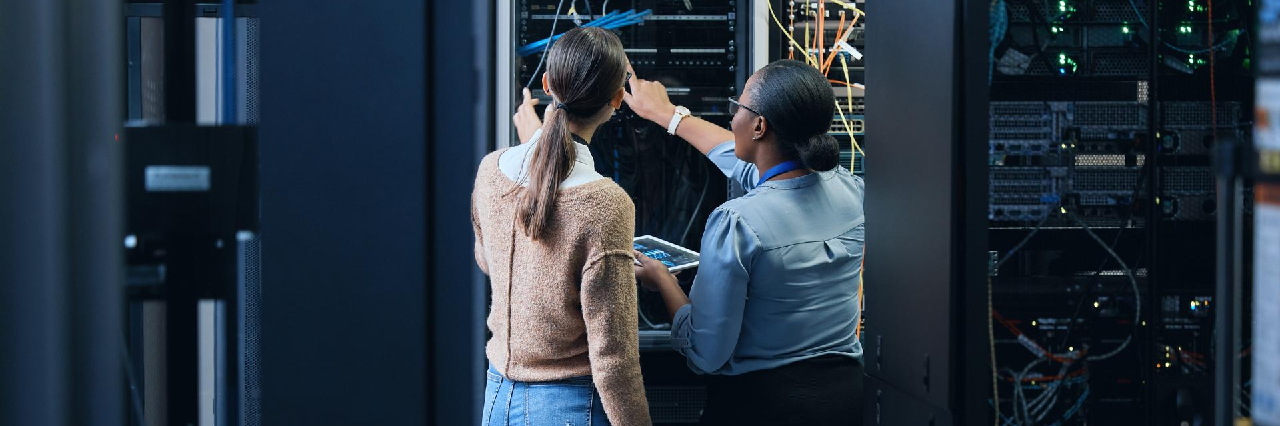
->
[699, 355, 864, 426]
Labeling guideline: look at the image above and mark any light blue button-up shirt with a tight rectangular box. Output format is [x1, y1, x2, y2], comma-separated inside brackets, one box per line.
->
[670, 141, 865, 375]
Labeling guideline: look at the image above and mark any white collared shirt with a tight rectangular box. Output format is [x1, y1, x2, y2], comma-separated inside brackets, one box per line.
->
[498, 129, 606, 188]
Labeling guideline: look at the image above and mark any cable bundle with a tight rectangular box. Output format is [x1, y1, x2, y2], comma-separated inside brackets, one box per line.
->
[517, 9, 653, 57]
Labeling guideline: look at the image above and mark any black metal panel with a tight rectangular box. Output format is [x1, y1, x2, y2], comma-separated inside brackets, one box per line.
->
[864, 0, 958, 412]
[162, 0, 194, 122]
[258, 1, 428, 424]
[123, 126, 259, 237]
[865, 376, 952, 426]
[428, 1, 490, 425]
[64, 2, 125, 424]
[0, 1, 71, 424]
[864, 0, 989, 423]
[956, 0, 993, 421]
[1, 1, 124, 426]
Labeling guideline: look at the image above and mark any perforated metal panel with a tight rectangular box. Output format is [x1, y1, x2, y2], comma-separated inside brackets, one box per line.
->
[243, 18, 260, 125]
[1025, 55, 1057, 75]
[1073, 167, 1140, 192]
[1090, 51, 1150, 76]
[991, 102, 1053, 144]
[1086, 26, 1139, 47]
[646, 386, 706, 424]
[1162, 166, 1214, 195]
[1090, 1, 1147, 23]
[1071, 102, 1147, 128]
[990, 168, 1056, 210]
[1161, 101, 1241, 128]
[140, 17, 166, 122]
[239, 236, 262, 426]
[1006, 2, 1055, 23]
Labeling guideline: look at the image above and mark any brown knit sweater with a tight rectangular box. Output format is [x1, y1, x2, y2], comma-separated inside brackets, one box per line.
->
[470, 149, 651, 426]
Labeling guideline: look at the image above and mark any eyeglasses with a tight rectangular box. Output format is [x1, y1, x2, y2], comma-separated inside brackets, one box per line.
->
[728, 97, 763, 118]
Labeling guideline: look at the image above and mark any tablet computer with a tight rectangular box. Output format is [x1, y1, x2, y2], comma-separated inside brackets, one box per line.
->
[633, 235, 700, 272]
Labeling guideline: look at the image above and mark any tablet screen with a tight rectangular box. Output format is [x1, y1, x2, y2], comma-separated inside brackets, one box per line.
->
[633, 235, 700, 272]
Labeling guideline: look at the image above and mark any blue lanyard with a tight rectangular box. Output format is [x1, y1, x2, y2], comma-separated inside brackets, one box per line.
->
[756, 160, 805, 187]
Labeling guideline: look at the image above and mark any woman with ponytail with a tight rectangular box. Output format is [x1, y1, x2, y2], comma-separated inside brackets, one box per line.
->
[628, 60, 866, 425]
[470, 27, 650, 426]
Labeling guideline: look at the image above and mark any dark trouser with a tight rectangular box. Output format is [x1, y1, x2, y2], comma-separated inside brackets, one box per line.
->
[700, 355, 864, 426]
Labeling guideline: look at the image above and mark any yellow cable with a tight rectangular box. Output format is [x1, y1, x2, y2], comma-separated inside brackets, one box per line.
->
[804, 12, 811, 65]
[768, 0, 818, 67]
[833, 99, 863, 172]
[839, 55, 863, 155]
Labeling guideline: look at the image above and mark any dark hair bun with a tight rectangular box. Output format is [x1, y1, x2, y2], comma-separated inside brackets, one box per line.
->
[798, 133, 840, 171]
[748, 60, 841, 171]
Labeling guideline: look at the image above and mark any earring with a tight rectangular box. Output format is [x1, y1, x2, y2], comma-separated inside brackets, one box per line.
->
[752, 134, 763, 140]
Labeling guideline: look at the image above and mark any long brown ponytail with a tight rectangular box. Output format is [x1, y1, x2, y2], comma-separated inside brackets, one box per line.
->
[517, 27, 627, 240]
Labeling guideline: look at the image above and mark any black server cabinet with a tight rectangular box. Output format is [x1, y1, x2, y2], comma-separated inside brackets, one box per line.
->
[862, 0, 992, 424]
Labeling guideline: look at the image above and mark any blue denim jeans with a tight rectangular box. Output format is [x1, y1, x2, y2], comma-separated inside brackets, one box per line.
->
[481, 364, 611, 426]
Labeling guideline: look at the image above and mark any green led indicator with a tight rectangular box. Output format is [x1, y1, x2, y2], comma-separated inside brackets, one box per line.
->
[1122, 26, 1130, 34]
[1060, 53, 1067, 64]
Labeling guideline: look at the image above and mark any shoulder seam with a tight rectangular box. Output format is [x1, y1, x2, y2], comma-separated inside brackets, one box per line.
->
[760, 221, 866, 251]
[712, 206, 764, 249]
[582, 249, 634, 272]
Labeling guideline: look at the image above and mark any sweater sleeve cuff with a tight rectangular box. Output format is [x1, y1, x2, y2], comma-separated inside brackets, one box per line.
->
[669, 303, 693, 350]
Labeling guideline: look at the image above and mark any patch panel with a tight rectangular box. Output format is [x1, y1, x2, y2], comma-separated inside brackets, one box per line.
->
[991, 101, 1057, 156]
[838, 146, 865, 175]
[990, 167, 1061, 221]
[829, 114, 865, 135]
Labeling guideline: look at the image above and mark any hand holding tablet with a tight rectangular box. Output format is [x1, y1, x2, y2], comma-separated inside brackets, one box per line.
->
[632, 235, 700, 272]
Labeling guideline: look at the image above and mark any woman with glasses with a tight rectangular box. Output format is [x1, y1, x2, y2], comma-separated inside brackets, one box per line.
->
[626, 59, 865, 426]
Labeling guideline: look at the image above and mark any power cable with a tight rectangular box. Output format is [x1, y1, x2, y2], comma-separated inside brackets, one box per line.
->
[1056, 151, 1150, 352]
[680, 173, 711, 247]
[990, 213, 1050, 425]
[121, 328, 146, 426]
[1069, 211, 1141, 362]
[525, 0, 570, 88]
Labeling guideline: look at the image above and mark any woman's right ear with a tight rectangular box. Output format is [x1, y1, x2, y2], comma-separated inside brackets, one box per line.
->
[542, 74, 552, 96]
[610, 87, 625, 110]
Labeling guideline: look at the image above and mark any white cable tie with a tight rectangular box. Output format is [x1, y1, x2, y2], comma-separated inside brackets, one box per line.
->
[836, 41, 863, 60]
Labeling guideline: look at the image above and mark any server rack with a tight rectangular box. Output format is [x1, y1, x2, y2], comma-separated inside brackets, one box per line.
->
[986, 0, 1256, 423]
[122, 3, 262, 426]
